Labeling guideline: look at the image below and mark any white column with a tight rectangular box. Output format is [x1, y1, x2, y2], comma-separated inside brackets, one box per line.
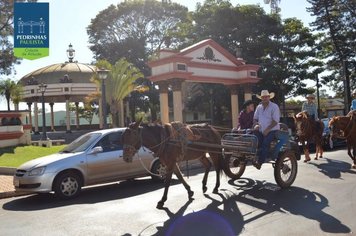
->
[230, 86, 239, 128]
[34, 101, 39, 134]
[158, 81, 169, 124]
[173, 90, 183, 122]
[244, 84, 253, 101]
[171, 78, 184, 122]
[27, 102, 32, 126]
[65, 96, 71, 133]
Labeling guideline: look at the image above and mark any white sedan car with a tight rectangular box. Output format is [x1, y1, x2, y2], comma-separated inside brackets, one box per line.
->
[13, 128, 166, 199]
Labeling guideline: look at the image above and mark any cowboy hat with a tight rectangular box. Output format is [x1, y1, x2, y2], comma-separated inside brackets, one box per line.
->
[306, 94, 315, 98]
[256, 90, 275, 99]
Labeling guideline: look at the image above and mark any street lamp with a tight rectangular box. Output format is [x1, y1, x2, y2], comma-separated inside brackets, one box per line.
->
[97, 68, 110, 129]
[66, 43, 75, 62]
[38, 83, 47, 140]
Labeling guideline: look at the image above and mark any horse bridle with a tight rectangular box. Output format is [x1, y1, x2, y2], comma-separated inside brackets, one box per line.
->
[123, 127, 143, 156]
[329, 116, 353, 139]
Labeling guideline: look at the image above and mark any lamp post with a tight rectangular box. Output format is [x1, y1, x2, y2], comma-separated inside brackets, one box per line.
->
[38, 83, 47, 140]
[97, 68, 110, 129]
[66, 43, 75, 62]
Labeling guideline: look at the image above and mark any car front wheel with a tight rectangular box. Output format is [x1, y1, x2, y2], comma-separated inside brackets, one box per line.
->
[53, 171, 82, 199]
[151, 160, 166, 182]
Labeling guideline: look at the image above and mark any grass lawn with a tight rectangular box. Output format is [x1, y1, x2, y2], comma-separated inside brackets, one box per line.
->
[0, 145, 66, 168]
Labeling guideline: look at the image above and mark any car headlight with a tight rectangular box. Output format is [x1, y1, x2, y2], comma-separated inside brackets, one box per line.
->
[29, 167, 46, 176]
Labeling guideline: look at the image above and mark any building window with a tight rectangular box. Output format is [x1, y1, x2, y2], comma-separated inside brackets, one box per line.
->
[31, 89, 35, 94]
[177, 64, 186, 71]
[250, 71, 257, 77]
[64, 87, 69, 92]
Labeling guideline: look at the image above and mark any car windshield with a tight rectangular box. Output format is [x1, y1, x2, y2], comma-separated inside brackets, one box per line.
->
[61, 133, 102, 153]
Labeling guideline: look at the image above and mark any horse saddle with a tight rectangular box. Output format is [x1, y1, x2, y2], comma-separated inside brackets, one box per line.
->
[166, 122, 201, 142]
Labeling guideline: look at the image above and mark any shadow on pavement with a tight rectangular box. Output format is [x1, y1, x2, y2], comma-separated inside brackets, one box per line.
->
[228, 178, 351, 234]
[2, 178, 179, 211]
[308, 157, 356, 179]
[146, 177, 350, 235]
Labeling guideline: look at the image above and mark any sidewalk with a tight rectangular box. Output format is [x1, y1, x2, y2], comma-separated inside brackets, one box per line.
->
[0, 172, 29, 199]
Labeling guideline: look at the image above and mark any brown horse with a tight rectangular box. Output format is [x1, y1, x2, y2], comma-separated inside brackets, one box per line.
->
[294, 111, 324, 162]
[329, 114, 356, 168]
[122, 121, 225, 209]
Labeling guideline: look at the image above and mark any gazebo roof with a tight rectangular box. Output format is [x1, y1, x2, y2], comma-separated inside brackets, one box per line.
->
[19, 62, 96, 86]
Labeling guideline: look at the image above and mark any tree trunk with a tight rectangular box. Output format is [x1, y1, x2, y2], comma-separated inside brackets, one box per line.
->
[6, 99, 10, 111]
[118, 100, 124, 127]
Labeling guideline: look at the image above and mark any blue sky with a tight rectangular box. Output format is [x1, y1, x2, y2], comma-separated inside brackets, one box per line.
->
[2, 0, 315, 111]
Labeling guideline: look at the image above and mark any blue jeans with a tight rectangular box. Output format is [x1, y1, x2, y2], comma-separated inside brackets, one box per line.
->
[256, 130, 278, 164]
[272, 131, 290, 159]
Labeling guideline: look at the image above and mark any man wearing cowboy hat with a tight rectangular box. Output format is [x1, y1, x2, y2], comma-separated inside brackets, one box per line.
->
[252, 90, 280, 169]
[302, 94, 318, 120]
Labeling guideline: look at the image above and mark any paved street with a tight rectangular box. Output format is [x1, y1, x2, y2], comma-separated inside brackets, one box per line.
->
[0, 149, 355, 236]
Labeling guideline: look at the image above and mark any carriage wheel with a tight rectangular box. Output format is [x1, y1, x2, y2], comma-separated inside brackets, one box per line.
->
[274, 150, 298, 188]
[223, 154, 246, 180]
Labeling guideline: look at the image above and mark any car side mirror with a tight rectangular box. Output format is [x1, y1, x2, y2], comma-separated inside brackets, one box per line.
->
[89, 146, 103, 155]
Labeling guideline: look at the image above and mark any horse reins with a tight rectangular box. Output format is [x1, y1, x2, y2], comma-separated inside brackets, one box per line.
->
[132, 124, 224, 178]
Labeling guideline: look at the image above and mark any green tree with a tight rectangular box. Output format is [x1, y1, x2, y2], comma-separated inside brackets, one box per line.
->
[106, 58, 143, 127]
[188, 1, 316, 119]
[259, 17, 317, 103]
[10, 84, 23, 110]
[87, 0, 191, 120]
[307, 0, 355, 98]
[0, 79, 22, 111]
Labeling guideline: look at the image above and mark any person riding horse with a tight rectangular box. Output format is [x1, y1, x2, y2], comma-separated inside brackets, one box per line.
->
[302, 94, 318, 120]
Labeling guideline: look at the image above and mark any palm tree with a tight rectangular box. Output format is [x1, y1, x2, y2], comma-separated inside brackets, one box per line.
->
[107, 59, 143, 127]
[11, 85, 24, 110]
[0, 79, 22, 111]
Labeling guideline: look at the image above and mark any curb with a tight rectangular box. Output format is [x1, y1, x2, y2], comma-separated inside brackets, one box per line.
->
[0, 191, 30, 199]
[0, 166, 16, 175]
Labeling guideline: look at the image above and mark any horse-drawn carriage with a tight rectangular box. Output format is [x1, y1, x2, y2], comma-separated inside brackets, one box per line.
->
[221, 128, 300, 188]
[122, 121, 301, 208]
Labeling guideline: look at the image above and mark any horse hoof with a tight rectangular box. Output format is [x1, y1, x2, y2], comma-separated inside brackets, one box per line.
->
[156, 201, 164, 209]
[352, 165, 356, 169]
[188, 190, 194, 199]
[314, 157, 318, 160]
[213, 188, 219, 194]
[304, 159, 311, 163]
[202, 186, 207, 193]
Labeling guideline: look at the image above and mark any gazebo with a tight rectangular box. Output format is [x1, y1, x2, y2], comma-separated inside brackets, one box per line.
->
[19, 44, 102, 133]
[148, 39, 261, 127]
